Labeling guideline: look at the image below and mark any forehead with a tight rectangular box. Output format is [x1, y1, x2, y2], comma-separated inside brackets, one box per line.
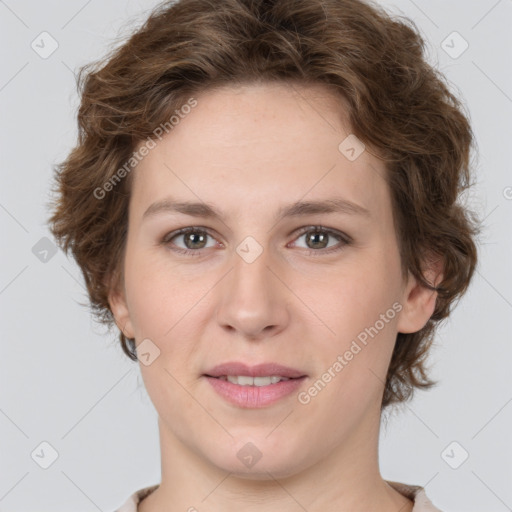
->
[130, 82, 389, 222]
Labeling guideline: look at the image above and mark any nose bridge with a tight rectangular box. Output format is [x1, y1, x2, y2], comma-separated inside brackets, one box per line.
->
[233, 243, 273, 296]
[215, 240, 288, 337]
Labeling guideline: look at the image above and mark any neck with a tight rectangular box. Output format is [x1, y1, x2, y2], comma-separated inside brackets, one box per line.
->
[139, 411, 413, 512]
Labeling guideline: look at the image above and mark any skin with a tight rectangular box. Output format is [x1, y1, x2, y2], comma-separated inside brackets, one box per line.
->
[109, 82, 439, 512]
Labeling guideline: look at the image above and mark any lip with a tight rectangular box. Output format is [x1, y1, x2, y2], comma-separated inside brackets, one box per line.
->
[204, 375, 307, 408]
[204, 362, 306, 379]
[203, 362, 307, 409]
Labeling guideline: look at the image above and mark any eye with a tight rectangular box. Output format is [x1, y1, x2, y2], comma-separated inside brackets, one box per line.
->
[161, 225, 351, 256]
[161, 227, 218, 255]
[290, 226, 351, 255]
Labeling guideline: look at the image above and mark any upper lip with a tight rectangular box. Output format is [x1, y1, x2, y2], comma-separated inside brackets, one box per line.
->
[204, 362, 306, 379]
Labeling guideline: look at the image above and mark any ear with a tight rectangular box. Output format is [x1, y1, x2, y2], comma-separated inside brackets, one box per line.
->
[106, 273, 135, 340]
[397, 256, 443, 334]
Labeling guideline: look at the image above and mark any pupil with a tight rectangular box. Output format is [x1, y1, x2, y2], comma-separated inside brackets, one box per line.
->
[186, 232, 206, 249]
[309, 231, 327, 249]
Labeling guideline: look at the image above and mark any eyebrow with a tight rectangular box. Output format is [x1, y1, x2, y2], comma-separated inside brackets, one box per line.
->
[142, 196, 371, 222]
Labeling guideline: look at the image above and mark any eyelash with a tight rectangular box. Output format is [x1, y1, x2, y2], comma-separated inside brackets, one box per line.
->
[160, 225, 352, 257]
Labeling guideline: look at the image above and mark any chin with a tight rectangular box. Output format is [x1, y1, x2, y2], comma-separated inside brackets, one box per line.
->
[204, 437, 309, 481]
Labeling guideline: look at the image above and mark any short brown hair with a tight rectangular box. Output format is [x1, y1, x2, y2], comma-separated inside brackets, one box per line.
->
[48, 0, 479, 409]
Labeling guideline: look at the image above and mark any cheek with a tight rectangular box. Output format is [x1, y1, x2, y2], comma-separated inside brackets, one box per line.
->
[124, 271, 173, 340]
[319, 251, 402, 333]
[123, 243, 205, 339]
[123, 249, 222, 384]
[308, 248, 403, 386]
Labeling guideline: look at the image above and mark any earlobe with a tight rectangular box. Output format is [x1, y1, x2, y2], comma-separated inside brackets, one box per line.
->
[397, 260, 443, 334]
[107, 279, 135, 339]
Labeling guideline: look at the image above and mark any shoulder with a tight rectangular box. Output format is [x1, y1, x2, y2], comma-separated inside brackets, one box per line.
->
[386, 480, 444, 512]
[113, 484, 159, 512]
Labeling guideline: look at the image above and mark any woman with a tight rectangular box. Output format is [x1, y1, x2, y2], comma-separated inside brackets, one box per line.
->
[48, 0, 478, 510]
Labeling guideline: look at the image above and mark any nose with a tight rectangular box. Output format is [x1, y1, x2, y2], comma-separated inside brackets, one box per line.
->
[215, 246, 290, 341]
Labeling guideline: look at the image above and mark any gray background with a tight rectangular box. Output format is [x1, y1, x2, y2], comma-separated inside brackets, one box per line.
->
[0, 0, 511, 510]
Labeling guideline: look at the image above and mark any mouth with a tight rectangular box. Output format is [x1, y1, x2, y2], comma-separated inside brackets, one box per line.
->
[203, 362, 307, 408]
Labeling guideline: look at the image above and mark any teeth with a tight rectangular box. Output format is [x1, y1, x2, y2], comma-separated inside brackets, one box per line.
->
[221, 375, 290, 386]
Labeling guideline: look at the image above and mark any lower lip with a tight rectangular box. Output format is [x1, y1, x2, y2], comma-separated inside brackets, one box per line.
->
[204, 376, 306, 408]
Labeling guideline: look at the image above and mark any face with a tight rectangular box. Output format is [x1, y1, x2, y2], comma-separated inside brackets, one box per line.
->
[109, 82, 436, 479]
